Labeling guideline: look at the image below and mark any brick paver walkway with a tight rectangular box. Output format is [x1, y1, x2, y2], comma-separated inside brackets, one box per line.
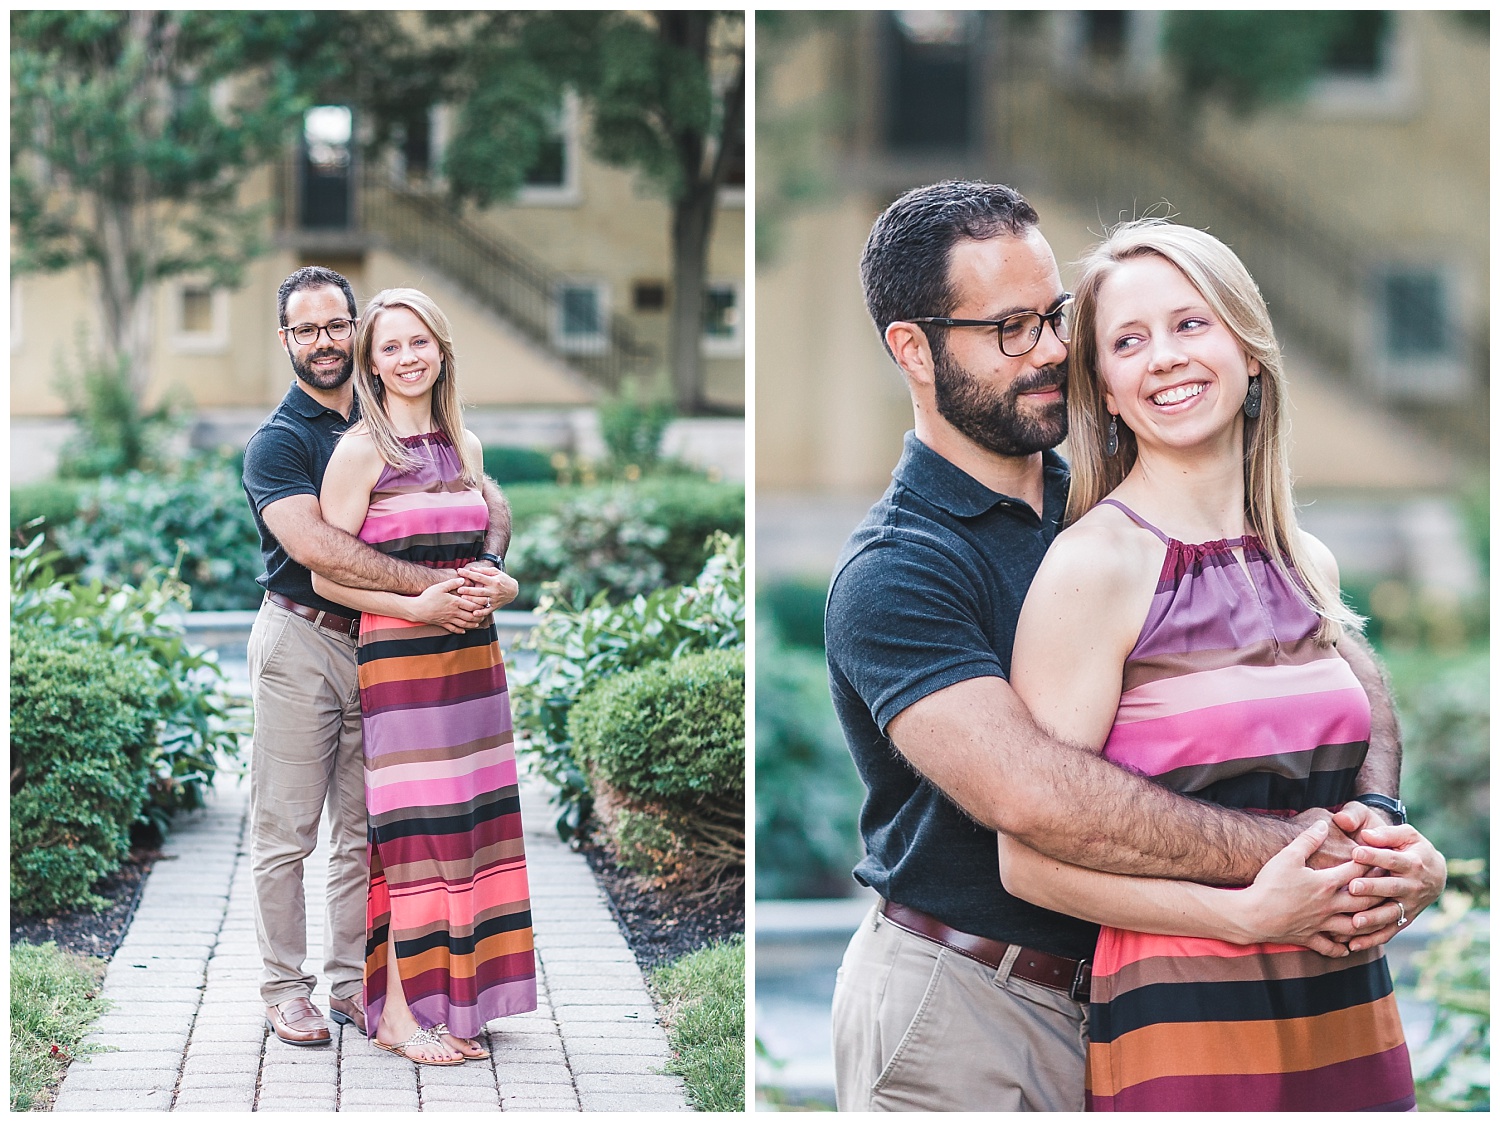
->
[53, 767, 692, 1112]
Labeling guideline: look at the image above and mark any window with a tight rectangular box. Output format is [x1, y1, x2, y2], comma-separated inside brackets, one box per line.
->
[633, 281, 668, 313]
[554, 280, 608, 354]
[1368, 265, 1466, 400]
[1308, 12, 1414, 116]
[519, 93, 581, 205]
[884, 12, 977, 152]
[702, 282, 742, 356]
[169, 280, 229, 353]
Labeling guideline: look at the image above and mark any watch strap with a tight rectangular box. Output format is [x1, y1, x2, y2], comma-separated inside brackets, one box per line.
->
[1352, 792, 1406, 825]
[479, 552, 505, 571]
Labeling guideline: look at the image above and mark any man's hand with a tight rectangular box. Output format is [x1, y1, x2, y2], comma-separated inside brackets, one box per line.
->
[459, 562, 519, 616]
[1331, 802, 1447, 953]
[1290, 807, 1360, 868]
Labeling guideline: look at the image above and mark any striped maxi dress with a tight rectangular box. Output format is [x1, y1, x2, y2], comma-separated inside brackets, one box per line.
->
[356, 432, 537, 1040]
[1085, 500, 1415, 1112]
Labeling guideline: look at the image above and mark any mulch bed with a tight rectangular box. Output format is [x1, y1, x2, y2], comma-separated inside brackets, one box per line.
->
[579, 837, 745, 975]
[10, 850, 160, 961]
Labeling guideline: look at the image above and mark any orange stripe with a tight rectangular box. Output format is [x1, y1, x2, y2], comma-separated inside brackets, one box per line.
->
[1093, 931, 1306, 975]
[1087, 993, 1406, 1095]
[358, 644, 496, 687]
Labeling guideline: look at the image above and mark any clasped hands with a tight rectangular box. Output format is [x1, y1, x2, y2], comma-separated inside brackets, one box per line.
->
[1244, 801, 1446, 959]
[412, 561, 520, 634]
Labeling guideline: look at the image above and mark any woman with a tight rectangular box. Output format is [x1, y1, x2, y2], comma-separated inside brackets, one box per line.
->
[1001, 221, 1419, 1110]
[313, 288, 537, 1066]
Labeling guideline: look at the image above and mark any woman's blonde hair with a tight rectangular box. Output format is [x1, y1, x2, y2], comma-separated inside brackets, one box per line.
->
[1066, 219, 1360, 643]
[351, 287, 481, 487]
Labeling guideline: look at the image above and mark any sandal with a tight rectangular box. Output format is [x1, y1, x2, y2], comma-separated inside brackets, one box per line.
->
[373, 1026, 466, 1066]
[434, 1022, 491, 1060]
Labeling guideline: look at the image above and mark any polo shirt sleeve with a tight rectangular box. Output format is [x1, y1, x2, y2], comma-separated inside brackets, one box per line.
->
[826, 535, 1007, 734]
[242, 424, 316, 514]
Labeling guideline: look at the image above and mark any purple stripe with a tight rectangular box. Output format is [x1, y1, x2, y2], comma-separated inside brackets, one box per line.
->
[1088, 1045, 1415, 1111]
[363, 693, 513, 758]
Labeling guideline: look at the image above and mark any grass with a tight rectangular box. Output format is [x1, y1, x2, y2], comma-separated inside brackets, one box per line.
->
[10, 942, 110, 1111]
[652, 935, 746, 1111]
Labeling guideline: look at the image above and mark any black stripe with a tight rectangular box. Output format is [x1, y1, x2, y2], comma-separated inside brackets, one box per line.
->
[371, 789, 522, 842]
[1090, 956, 1394, 1042]
[359, 625, 497, 663]
[1183, 766, 1361, 811]
[396, 908, 534, 959]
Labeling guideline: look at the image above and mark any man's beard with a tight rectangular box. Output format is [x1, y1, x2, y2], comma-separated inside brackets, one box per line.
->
[932, 344, 1068, 457]
[290, 346, 353, 390]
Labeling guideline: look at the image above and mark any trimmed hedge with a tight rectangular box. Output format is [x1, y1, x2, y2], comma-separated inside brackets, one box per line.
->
[569, 648, 745, 884]
[11, 622, 161, 915]
[482, 445, 558, 485]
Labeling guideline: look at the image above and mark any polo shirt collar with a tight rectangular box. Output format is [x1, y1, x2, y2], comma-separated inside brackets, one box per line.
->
[893, 430, 1066, 519]
[283, 379, 355, 422]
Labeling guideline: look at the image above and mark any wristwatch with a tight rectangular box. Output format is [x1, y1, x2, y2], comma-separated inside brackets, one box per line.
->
[1352, 793, 1406, 826]
[478, 552, 505, 571]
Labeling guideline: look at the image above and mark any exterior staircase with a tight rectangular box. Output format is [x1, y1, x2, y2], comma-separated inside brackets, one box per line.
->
[983, 57, 1487, 462]
[275, 161, 655, 395]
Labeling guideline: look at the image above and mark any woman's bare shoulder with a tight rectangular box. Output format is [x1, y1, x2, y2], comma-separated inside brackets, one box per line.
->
[326, 426, 384, 482]
[1038, 501, 1163, 599]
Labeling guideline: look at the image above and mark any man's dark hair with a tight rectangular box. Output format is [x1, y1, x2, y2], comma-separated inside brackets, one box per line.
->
[860, 181, 1039, 356]
[277, 266, 357, 327]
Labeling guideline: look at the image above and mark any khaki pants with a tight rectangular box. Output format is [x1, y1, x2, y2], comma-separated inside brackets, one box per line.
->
[247, 598, 367, 1006]
[832, 905, 1089, 1112]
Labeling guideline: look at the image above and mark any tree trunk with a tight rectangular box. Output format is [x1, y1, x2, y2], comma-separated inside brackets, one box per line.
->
[668, 187, 714, 415]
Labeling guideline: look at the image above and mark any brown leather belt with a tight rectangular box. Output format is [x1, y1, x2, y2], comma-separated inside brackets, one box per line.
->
[267, 592, 359, 637]
[880, 899, 1092, 1002]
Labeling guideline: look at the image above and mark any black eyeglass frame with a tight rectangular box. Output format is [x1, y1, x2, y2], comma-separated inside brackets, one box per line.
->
[287, 318, 356, 346]
[911, 293, 1074, 357]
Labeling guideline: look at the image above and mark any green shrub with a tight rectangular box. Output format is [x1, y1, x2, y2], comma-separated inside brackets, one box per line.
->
[55, 350, 181, 479]
[1409, 862, 1489, 1111]
[571, 648, 745, 801]
[482, 445, 559, 485]
[10, 479, 89, 545]
[11, 621, 161, 915]
[761, 578, 829, 649]
[1395, 651, 1489, 863]
[570, 649, 744, 886]
[55, 453, 262, 610]
[506, 478, 744, 609]
[755, 627, 865, 898]
[12, 538, 248, 836]
[514, 533, 745, 839]
[11, 942, 109, 1111]
[598, 380, 674, 471]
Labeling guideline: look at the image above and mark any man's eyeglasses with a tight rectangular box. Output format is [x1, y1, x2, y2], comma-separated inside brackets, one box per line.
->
[288, 318, 355, 346]
[912, 294, 1073, 358]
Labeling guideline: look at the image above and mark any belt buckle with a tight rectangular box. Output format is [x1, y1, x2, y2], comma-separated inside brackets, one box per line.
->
[1070, 959, 1092, 1002]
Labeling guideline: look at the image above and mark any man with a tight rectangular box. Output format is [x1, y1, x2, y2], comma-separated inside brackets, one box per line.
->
[825, 182, 1445, 1111]
[241, 266, 518, 1046]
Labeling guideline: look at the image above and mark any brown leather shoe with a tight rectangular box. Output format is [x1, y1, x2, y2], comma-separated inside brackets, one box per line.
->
[266, 997, 331, 1046]
[328, 993, 366, 1036]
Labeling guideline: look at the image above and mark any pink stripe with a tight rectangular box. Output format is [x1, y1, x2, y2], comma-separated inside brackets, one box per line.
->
[388, 868, 532, 927]
[359, 503, 486, 544]
[1115, 660, 1364, 725]
[1093, 924, 1305, 975]
[1102, 694, 1370, 776]
[368, 751, 518, 795]
[366, 761, 517, 816]
[364, 693, 512, 757]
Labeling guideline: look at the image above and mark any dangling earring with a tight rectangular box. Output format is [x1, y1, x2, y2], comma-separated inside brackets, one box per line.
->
[1243, 376, 1262, 419]
[1105, 414, 1119, 457]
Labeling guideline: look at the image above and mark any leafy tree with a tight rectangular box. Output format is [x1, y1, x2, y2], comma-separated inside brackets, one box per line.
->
[10, 12, 345, 396]
[1164, 12, 1389, 115]
[365, 12, 744, 415]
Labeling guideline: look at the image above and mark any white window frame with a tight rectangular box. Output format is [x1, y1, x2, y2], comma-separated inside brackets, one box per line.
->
[168, 278, 230, 354]
[1306, 12, 1417, 118]
[519, 91, 582, 207]
[1363, 262, 1467, 401]
[553, 279, 609, 355]
[701, 280, 743, 358]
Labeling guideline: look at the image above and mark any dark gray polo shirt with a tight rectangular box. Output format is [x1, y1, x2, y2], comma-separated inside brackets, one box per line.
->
[825, 431, 1099, 960]
[241, 381, 358, 616]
